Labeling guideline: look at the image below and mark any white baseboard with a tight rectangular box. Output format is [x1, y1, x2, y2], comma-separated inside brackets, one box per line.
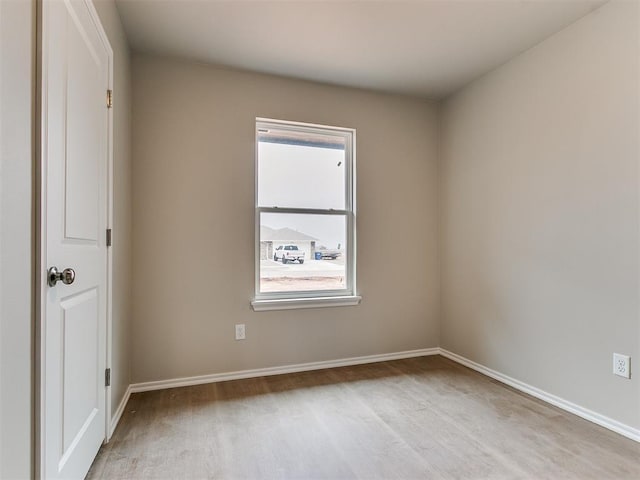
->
[118, 346, 638, 444]
[129, 348, 440, 393]
[439, 348, 640, 443]
[108, 385, 132, 441]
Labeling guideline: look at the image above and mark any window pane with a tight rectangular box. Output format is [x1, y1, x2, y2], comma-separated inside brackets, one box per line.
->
[257, 128, 346, 210]
[260, 212, 347, 293]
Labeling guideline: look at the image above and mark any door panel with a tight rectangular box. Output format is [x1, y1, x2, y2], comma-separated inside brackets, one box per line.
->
[61, 288, 99, 454]
[41, 1, 111, 478]
[65, 10, 103, 242]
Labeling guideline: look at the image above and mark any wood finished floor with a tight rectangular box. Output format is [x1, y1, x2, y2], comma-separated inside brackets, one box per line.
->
[87, 356, 640, 479]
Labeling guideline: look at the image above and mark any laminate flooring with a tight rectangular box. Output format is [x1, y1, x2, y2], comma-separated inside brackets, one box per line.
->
[87, 355, 640, 479]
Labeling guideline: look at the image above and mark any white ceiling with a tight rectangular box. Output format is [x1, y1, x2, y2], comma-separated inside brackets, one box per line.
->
[115, 0, 607, 99]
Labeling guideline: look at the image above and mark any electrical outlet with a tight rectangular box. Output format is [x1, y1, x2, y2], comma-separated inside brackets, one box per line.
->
[235, 324, 246, 340]
[613, 353, 630, 379]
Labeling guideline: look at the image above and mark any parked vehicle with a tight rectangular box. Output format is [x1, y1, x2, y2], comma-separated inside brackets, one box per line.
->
[274, 245, 305, 264]
[317, 248, 342, 260]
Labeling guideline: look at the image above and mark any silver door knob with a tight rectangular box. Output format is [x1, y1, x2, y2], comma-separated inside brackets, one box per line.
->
[48, 267, 76, 287]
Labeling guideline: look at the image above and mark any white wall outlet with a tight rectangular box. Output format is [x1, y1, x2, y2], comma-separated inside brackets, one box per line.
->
[235, 324, 246, 340]
[613, 353, 630, 379]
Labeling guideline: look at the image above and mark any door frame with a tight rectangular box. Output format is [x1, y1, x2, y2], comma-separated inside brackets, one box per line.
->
[34, 0, 114, 477]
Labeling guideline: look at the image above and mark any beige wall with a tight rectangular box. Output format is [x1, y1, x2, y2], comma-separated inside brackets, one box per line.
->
[440, 0, 639, 429]
[0, 0, 34, 477]
[131, 55, 440, 383]
[94, 0, 133, 420]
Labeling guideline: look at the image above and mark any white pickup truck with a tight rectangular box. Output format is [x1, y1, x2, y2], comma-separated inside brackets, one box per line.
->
[274, 245, 305, 264]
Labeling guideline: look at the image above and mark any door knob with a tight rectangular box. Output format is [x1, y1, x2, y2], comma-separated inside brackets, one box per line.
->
[47, 267, 76, 287]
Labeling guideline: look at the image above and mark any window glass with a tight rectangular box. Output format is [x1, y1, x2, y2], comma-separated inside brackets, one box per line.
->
[259, 212, 346, 294]
[257, 129, 346, 210]
[255, 119, 355, 301]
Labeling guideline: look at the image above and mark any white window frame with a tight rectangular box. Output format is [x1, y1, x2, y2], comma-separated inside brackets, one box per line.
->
[251, 118, 360, 311]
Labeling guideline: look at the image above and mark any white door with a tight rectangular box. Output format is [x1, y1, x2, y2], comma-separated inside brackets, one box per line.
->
[40, 0, 112, 478]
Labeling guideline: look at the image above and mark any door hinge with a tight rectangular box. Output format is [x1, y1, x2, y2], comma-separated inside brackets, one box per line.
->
[106, 228, 112, 247]
[107, 89, 113, 109]
[105, 368, 111, 387]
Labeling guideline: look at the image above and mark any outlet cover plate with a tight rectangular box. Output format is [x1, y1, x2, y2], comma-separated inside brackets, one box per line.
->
[235, 324, 246, 340]
[613, 353, 630, 379]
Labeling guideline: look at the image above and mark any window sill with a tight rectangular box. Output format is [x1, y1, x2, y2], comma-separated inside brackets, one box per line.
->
[251, 295, 362, 312]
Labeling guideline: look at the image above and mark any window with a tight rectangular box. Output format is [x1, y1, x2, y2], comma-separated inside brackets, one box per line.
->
[252, 118, 360, 311]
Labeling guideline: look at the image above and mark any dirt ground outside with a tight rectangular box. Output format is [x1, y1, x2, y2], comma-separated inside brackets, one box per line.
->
[259, 258, 346, 292]
[260, 276, 345, 292]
